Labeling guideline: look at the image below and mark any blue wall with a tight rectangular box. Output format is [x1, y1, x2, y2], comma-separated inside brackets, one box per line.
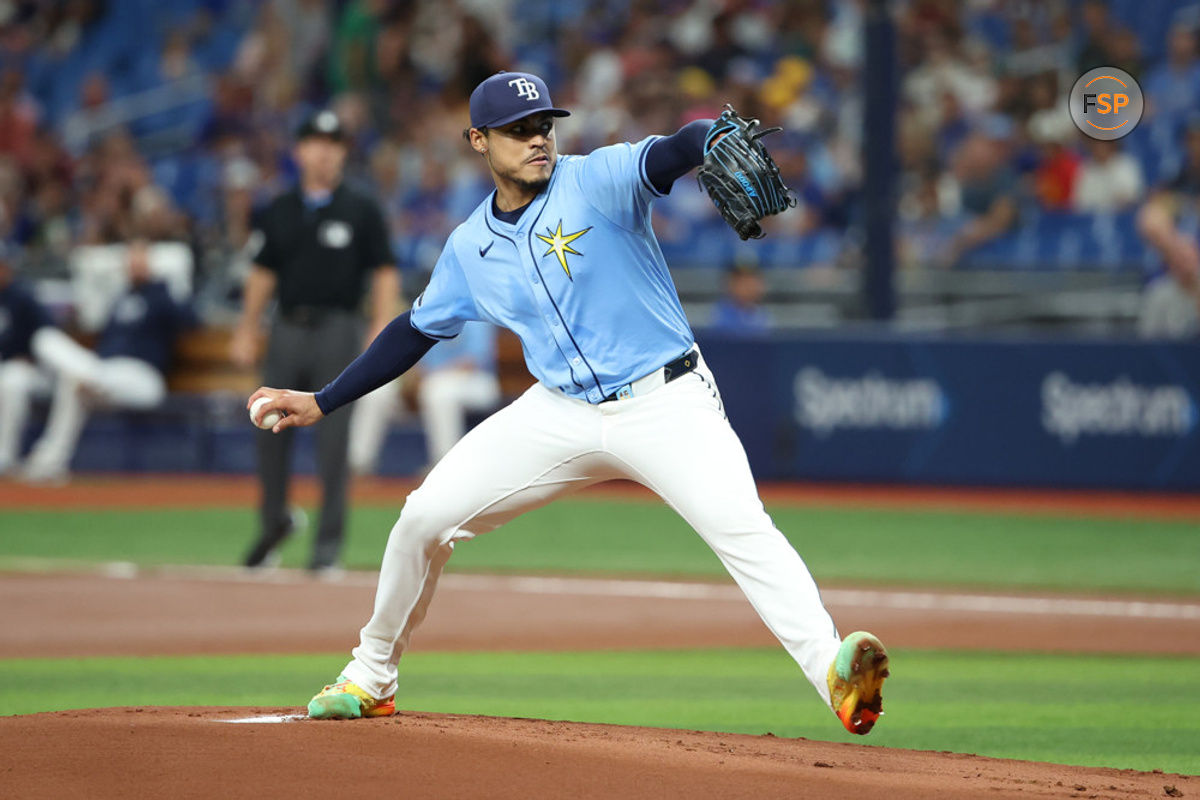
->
[698, 332, 1200, 490]
[62, 408, 428, 478]
[53, 333, 1200, 491]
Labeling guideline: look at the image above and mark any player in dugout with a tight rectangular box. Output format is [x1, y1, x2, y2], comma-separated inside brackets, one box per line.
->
[0, 243, 55, 475]
[249, 71, 889, 735]
[22, 240, 198, 483]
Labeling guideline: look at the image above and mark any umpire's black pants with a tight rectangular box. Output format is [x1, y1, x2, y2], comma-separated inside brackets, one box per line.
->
[258, 309, 362, 569]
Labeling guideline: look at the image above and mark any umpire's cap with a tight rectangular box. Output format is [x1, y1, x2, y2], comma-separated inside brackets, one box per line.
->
[469, 71, 570, 129]
[296, 110, 345, 142]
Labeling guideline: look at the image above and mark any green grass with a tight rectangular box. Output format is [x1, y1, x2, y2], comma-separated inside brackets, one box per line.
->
[3, 498, 1192, 776]
[1, 499, 1197, 594]
[1, 648, 1196, 775]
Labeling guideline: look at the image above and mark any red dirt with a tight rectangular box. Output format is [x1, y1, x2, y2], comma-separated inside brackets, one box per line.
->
[2, 475, 1197, 796]
[2, 707, 1193, 800]
[2, 570, 1197, 658]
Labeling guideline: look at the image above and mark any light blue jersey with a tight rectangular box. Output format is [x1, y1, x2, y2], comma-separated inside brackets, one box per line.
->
[410, 137, 694, 404]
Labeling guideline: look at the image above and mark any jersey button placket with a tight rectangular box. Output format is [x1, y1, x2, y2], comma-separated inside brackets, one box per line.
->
[527, 251, 579, 389]
[519, 204, 595, 400]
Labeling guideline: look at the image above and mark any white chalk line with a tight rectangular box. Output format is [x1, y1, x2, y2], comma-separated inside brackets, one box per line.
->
[11, 559, 1200, 622]
[438, 575, 1200, 621]
[216, 713, 307, 724]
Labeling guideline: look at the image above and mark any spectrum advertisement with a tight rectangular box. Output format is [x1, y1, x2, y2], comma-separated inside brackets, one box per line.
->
[698, 333, 1200, 490]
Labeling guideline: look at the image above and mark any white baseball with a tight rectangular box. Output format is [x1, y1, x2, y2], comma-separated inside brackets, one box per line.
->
[250, 396, 284, 429]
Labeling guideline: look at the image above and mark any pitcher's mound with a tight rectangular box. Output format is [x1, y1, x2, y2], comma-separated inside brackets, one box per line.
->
[1, 707, 1190, 799]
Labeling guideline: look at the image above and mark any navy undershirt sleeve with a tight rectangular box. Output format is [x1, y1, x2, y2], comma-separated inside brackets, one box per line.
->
[314, 310, 438, 415]
[644, 119, 712, 195]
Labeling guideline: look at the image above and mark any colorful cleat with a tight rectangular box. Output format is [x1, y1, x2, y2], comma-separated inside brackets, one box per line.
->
[827, 631, 889, 735]
[307, 676, 396, 720]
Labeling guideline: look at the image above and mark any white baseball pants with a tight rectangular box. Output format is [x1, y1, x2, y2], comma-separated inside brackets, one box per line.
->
[341, 351, 842, 705]
[348, 380, 404, 475]
[417, 368, 501, 465]
[24, 329, 165, 475]
[0, 358, 49, 470]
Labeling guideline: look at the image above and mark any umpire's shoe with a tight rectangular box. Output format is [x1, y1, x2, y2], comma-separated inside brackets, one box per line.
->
[308, 676, 396, 719]
[243, 507, 307, 569]
[827, 631, 889, 735]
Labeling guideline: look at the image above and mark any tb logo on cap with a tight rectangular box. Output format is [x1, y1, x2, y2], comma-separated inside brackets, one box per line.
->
[509, 77, 540, 101]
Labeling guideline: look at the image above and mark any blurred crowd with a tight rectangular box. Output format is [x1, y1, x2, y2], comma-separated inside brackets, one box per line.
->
[893, 0, 1200, 274]
[2, 0, 1200, 317]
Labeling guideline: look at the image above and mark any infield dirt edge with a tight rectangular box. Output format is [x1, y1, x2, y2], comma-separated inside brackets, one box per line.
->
[2, 706, 1193, 800]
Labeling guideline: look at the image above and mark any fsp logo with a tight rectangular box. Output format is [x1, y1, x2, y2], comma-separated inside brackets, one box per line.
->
[1069, 66, 1143, 140]
[1083, 86, 1127, 115]
[508, 77, 540, 101]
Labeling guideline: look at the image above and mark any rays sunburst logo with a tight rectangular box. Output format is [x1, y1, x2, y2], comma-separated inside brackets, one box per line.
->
[536, 220, 591, 279]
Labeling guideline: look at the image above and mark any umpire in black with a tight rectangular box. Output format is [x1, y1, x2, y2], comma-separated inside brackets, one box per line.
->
[231, 110, 399, 572]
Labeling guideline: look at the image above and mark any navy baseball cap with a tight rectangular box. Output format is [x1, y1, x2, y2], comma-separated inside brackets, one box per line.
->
[469, 71, 570, 130]
[296, 110, 345, 142]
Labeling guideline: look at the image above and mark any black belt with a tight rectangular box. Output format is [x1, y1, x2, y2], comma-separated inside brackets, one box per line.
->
[602, 348, 699, 402]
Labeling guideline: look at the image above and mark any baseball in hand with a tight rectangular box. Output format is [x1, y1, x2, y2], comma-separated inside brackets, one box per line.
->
[250, 396, 285, 429]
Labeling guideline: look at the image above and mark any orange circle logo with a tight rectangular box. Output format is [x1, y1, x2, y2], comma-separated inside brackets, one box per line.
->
[1069, 67, 1143, 140]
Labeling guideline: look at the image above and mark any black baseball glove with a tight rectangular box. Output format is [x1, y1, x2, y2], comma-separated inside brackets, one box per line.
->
[697, 105, 797, 240]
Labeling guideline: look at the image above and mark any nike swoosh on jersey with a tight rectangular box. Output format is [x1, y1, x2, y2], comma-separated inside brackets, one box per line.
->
[479, 241, 494, 257]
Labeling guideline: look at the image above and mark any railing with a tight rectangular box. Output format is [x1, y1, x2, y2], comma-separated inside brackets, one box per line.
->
[60, 74, 212, 156]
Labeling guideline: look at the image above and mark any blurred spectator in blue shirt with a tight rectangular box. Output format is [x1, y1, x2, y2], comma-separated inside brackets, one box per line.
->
[711, 257, 771, 335]
[1144, 25, 1200, 122]
[899, 166, 959, 271]
[1137, 120, 1200, 338]
[941, 129, 1018, 267]
[1168, 123, 1200, 196]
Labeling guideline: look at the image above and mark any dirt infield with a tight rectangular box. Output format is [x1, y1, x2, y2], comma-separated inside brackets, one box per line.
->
[2, 475, 1197, 797]
[3, 569, 1199, 658]
[2, 567, 1198, 797]
[3, 707, 1193, 800]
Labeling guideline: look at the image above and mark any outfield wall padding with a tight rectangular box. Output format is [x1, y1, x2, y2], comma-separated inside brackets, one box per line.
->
[697, 332, 1199, 490]
[43, 333, 1200, 490]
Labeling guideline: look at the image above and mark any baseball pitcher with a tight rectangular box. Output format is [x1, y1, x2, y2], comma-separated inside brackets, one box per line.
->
[250, 72, 889, 735]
